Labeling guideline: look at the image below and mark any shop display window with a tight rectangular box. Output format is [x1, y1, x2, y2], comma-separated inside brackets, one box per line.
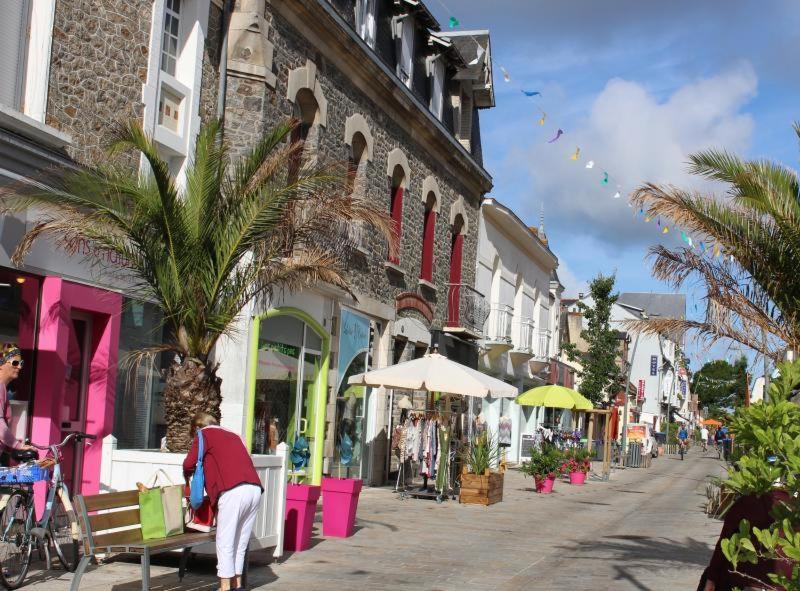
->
[113, 298, 170, 449]
[0, 270, 40, 404]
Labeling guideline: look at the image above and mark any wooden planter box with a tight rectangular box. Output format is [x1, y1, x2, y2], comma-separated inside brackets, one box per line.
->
[459, 471, 504, 506]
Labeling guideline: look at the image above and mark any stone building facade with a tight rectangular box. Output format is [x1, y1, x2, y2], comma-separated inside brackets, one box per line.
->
[218, 0, 497, 484]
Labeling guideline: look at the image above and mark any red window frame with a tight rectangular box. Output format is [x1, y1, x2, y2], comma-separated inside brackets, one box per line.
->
[419, 206, 435, 281]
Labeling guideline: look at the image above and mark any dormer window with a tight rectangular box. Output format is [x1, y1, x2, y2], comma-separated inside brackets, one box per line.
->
[355, 0, 376, 48]
[429, 57, 444, 119]
[397, 15, 415, 88]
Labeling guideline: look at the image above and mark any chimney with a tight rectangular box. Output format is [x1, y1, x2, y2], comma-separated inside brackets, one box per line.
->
[578, 292, 584, 299]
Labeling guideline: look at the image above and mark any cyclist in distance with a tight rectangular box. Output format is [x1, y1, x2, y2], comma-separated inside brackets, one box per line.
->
[0, 343, 36, 462]
[677, 423, 689, 458]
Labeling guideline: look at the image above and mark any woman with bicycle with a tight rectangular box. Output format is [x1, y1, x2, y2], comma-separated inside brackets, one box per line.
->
[0, 344, 37, 461]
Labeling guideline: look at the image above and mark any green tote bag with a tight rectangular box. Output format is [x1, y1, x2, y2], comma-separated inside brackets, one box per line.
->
[138, 486, 167, 540]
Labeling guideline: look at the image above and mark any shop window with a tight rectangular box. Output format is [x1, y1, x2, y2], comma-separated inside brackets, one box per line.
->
[251, 315, 322, 458]
[113, 299, 169, 450]
[419, 192, 436, 282]
[0, 271, 40, 405]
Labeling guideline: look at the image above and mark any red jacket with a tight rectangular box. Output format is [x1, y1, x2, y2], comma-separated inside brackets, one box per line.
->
[182, 426, 262, 508]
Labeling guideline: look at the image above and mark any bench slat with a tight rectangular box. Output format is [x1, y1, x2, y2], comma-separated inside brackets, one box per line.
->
[91, 527, 144, 549]
[81, 490, 139, 512]
[89, 508, 141, 533]
[93, 530, 215, 554]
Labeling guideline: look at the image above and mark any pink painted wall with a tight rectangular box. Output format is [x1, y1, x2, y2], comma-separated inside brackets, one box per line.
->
[31, 277, 121, 502]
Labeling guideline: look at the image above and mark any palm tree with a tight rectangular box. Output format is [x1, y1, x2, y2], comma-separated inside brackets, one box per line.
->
[629, 123, 800, 362]
[1, 119, 395, 451]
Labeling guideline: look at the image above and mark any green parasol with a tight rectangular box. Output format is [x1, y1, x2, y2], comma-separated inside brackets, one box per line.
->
[515, 384, 593, 410]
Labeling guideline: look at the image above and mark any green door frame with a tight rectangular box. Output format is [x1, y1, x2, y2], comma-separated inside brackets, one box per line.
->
[246, 307, 330, 486]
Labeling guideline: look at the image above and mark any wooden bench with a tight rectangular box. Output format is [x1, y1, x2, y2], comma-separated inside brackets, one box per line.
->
[72, 490, 217, 591]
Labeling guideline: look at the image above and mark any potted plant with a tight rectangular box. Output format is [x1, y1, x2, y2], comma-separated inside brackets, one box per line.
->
[321, 431, 362, 538]
[520, 446, 563, 494]
[561, 448, 592, 485]
[459, 432, 504, 505]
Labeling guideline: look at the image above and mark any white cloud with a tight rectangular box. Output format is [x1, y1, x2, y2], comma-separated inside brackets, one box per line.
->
[556, 258, 589, 298]
[520, 62, 758, 247]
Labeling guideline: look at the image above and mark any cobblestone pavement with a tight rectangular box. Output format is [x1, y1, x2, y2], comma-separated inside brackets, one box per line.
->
[23, 450, 726, 590]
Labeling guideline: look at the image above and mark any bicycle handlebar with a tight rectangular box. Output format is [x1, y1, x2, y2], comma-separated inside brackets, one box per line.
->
[27, 431, 97, 451]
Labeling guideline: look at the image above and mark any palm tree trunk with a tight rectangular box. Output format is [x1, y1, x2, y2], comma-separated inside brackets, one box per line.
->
[163, 357, 222, 452]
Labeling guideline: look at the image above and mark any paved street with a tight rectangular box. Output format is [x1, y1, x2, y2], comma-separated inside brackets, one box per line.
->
[22, 450, 726, 591]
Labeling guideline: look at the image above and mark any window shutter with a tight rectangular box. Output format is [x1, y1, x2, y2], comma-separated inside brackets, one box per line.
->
[458, 93, 473, 150]
[399, 17, 414, 86]
[430, 59, 444, 119]
[389, 185, 404, 264]
[365, 2, 376, 48]
[420, 208, 435, 281]
[0, 0, 30, 110]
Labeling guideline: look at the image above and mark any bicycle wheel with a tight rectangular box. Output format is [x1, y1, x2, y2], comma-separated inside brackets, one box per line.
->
[49, 489, 79, 572]
[0, 490, 33, 589]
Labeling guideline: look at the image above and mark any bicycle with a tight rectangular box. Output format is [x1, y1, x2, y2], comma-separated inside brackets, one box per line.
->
[0, 431, 95, 589]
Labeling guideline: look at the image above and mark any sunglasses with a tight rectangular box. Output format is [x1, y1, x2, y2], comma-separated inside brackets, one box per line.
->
[8, 360, 23, 368]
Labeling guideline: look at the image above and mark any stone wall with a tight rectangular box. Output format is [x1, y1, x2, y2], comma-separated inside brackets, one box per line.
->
[46, 0, 221, 167]
[223, 5, 483, 329]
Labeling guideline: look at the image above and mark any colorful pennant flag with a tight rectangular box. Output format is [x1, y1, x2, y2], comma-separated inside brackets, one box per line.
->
[448, 16, 460, 28]
[700, 242, 706, 253]
[602, 172, 609, 185]
[713, 243, 721, 257]
[570, 147, 581, 160]
[585, 160, 594, 169]
[681, 231, 689, 244]
[645, 216, 652, 222]
[500, 66, 510, 82]
[547, 129, 563, 143]
[469, 46, 485, 66]
[522, 90, 541, 97]
[613, 192, 621, 199]
[538, 113, 546, 126]
[662, 226, 670, 234]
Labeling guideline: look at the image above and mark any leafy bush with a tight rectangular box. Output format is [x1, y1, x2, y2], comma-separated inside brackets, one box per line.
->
[720, 359, 800, 590]
[520, 445, 564, 480]
[460, 432, 501, 475]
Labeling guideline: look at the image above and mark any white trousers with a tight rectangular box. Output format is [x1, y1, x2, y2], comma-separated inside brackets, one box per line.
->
[215, 484, 262, 579]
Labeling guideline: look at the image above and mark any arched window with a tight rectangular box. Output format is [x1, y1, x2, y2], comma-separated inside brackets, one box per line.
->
[447, 214, 465, 326]
[388, 164, 406, 264]
[288, 88, 320, 181]
[419, 192, 437, 282]
[348, 132, 368, 195]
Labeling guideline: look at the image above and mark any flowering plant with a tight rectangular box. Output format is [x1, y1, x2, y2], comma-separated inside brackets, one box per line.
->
[561, 448, 592, 474]
[520, 446, 564, 481]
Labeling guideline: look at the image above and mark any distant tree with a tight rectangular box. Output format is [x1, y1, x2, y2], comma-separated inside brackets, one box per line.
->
[691, 356, 748, 415]
[563, 274, 625, 405]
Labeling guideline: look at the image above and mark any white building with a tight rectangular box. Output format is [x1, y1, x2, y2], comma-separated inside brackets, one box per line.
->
[474, 199, 572, 462]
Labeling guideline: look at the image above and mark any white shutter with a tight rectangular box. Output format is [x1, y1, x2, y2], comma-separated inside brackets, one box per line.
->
[399, 16, 414, 87]
[0, 0, 30, 109]
[430, 59, 444, 119]
[365, 0, 376, 48]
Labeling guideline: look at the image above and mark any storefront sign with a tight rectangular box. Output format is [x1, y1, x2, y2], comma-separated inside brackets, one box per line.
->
[650, 355, 658, 376]
[637, 379, 645, 402]
[520, 434, 536, 459]
[337, 309, 371, 391]
[680, 380, 687, 396]
[627, 424, 646, 443]
[259, 340, 299, 358]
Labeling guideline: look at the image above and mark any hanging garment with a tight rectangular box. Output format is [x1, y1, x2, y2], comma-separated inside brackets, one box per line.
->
[498, 416, 512, 446]
[436, 426, 450, 493]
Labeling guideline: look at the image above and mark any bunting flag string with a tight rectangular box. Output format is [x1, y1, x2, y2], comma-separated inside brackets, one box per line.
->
[522, 90, 541, 97]
[570, 147, 580, 161]
[602, 172, 609, 185]
[448, 16, 460, 28]
[547, 129, 564, 143]
[585, 160, 594, 169]
[538, 112, 546, 126]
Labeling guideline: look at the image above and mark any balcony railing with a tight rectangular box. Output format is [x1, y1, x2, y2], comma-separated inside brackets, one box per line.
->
[446, 284, 488, 337]
[486, 304, 513, 343]
[513, 318, 535, 353]
[535, 329, 552, 360]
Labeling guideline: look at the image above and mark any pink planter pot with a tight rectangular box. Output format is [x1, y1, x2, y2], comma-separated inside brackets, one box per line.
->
[284, 484, 321, 552]
[321, 477, 363, 538]
[569, 471, 587, 485]
[535, 475, 556, 494]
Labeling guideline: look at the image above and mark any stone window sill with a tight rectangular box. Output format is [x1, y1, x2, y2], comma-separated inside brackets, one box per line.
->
[384, 261, 406, 277]
[0, 105, 71, 149]
[418, 278, 437, 292]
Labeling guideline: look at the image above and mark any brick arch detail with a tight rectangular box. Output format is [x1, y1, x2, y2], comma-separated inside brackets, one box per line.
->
[395, 292, 434, 324]
[344, 113, 374, 161]
[449, 195, 469, 234]
[386, 148, 411, 185]
[420, 175, 441, 212]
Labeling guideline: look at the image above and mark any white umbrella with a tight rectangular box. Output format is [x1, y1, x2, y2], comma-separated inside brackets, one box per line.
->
[347, 352, 517, 398]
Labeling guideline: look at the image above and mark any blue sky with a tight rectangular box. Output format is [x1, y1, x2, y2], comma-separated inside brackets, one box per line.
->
[428, 0, 799, 369]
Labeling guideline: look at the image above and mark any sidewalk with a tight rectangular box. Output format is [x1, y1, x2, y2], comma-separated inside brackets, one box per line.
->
[23, 452, 727, 590]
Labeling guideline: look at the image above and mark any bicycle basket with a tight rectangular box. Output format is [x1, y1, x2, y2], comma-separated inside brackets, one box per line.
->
[0, 464, 50, 484]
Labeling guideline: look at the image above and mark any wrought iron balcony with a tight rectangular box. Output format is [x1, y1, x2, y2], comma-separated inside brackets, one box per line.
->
[445, 283, 488, 338]
[512, 318, 535, 354]
[529, 328, 552, 372]
[485, 304, 514, 344]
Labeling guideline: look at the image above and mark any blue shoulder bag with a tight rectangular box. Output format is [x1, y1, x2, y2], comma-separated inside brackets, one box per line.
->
[189, 430, 206, 510]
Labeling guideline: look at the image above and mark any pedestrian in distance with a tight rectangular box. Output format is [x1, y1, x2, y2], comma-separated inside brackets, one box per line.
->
[700, 425, 709, 453]
[183, 413, 263, 591]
